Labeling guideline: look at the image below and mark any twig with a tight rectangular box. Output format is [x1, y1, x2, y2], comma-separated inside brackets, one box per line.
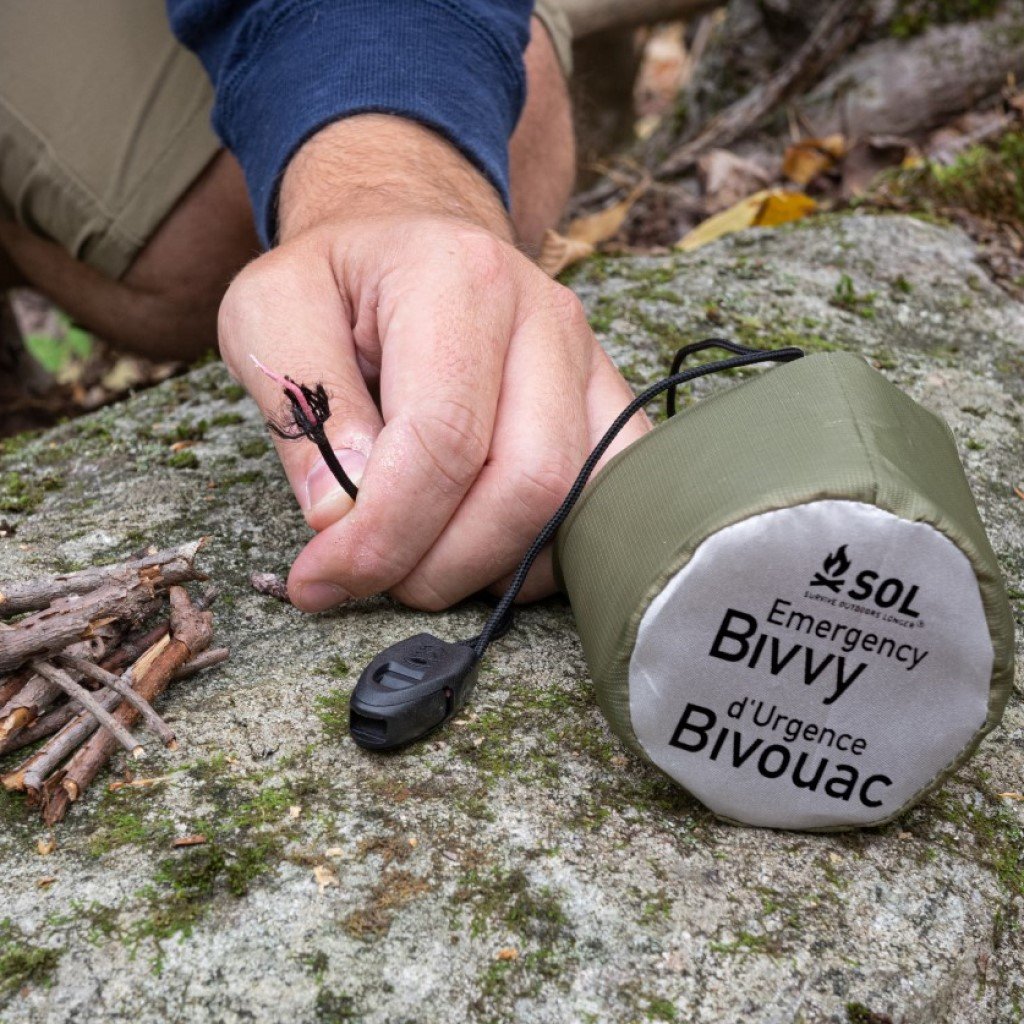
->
[0, 703, 77, 757]
[250, 572, 291, 603]
[43, 587, 212, 823]
[29, 662, 143, 759]
[655, 0, 871, 179]
[4, 687, 124, 794]
[0, 624, 123, 740]
[171, 647, 230, 681]
[0, 539, 207, 618]
[56, 654, 177, 749]
[0, 579, 163, 674]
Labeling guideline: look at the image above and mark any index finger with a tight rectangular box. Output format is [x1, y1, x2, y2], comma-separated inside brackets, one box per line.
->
[288, 238, 520, 604]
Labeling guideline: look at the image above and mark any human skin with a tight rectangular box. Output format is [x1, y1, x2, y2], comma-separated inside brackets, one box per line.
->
[0, 18, 650, 610]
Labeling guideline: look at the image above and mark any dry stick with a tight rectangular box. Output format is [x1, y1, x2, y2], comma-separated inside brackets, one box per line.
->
[0, 650, 227, 759]
[171, 647, 230, 681]
[655, 0, 871, 179]
[57, 654, 177, 750]
[0, 704, 77, 757]
[0, 622, 126, 742]
[30, 661, 144, 759]
[44, 587, 213, 824]
[0, 539, 207, 618]
[0, 669, 28, 708]
[0, 578, 166, 675]
[4, 688, 124, 794]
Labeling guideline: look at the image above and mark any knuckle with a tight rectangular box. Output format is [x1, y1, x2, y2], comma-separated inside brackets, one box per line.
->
[407, 399, 491, 493]
[451, 230, 508, 287]
[547, 284, 590, 335]
[508, 451, 578, 528]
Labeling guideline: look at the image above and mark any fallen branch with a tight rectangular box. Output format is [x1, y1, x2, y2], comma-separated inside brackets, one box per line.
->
[4, 686, 125, 794]
[57, 654, 177, 749]
[0, 580, 162, 674]
[0, 540, 207, 618]
[43, 587, 212, 823]
[656, 0, 872, 179]
[30, 661, 144, 759]
[0, 624, 123, 741]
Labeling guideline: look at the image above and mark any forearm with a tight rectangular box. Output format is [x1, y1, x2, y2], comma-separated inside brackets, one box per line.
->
[278, 114, 512, 243]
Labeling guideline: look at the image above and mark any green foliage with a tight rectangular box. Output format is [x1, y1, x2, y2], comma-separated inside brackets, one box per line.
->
[890, 0, 1000, 37]
[24, 316, 92, 374]
[168, 418, 208, 443]
[830, 274, 877, 318]
[0, 919, 60, 998]
[166, 450, 199, 470]
[883, 132, 1024, 225]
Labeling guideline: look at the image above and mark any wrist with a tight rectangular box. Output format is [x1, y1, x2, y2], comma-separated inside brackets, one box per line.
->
[278, 114, 513, 243]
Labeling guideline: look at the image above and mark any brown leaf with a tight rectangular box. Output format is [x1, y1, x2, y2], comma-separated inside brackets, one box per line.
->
[496, 947, 519, 961]
[565, 186, 645, 246]
[537, 230, 594, 278]
[37, 876, 57, 888]
[314, 863, 340, 894]
[698, 149, 771, 214]
[36, 837, 56, 856]
[783, 135, 846, 187]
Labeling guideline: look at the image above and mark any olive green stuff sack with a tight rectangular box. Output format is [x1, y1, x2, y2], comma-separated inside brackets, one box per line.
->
[555, 352, 1015, 831]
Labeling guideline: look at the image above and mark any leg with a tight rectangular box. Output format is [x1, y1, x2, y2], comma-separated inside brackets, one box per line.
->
[0, 151, 257, 362]
[510, 13, 577, 254]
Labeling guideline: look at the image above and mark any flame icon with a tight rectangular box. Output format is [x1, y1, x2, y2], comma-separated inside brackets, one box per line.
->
[810, 544, 850, 592]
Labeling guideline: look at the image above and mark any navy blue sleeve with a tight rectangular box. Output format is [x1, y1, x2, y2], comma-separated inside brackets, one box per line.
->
[167, 0, 533, 246]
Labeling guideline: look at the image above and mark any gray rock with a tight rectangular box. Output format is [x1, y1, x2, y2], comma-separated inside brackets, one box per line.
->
[0, 213, 1021, 1024]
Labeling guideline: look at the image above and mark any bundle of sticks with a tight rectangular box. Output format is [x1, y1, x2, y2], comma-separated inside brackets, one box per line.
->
[0, 540, 228, 824]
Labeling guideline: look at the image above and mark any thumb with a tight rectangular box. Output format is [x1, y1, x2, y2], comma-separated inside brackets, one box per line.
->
[218, 258, 384, 533]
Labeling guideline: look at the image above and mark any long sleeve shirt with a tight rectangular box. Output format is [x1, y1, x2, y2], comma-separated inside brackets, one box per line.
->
[166, 0, 534, 246]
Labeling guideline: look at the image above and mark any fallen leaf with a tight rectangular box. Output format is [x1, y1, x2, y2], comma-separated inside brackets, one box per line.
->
[1013, 485, 1024, 501]
[783, 134, 846, 186]
[37, 876, 57, 888]
[756, 190, 818, 227]
[999, 792, 1023, 801]
[698, 149, 771, 214]
[172, 834, 207, 848]
[496, 947, 519, 961]
[565, 186, 646, 246]
[314, 864, 339, 894]
[677, 189, 817, 251]
[325, 846, 345, 858]
[169, 440, 195, 453]
[407, 837, 418, 848]
[289, 805, 302, 820]
[537, 229, 594, 277]
[37, 837, 56, 856]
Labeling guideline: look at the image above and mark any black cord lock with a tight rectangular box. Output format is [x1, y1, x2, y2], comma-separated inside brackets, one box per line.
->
[349, 634, 479, 750]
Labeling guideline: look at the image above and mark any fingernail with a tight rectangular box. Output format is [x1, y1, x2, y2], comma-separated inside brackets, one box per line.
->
[295, 582, 350, 613]
[304, 448, 367, 510]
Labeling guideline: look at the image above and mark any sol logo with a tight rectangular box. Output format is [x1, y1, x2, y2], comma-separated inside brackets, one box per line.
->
[810, 545, 923, 618]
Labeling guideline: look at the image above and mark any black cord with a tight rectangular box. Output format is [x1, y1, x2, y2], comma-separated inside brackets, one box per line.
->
[469, 341, 805, 659]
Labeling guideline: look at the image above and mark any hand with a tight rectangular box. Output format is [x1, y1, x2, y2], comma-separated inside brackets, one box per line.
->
[217, 116, 649, 612]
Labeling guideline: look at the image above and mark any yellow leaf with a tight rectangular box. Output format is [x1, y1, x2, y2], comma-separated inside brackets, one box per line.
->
[676, 189, 817, 252]
[537, 229, 594, 278]
[755, 190, 818, 227]
[782, 135, 846, 186]
[676, 190, 769, 252]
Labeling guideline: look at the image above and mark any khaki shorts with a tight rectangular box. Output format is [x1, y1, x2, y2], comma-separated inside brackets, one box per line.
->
[0, 0, 573, 281]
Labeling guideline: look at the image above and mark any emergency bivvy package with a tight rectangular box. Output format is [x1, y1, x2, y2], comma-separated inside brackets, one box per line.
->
[555, 351, 1015, 831]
